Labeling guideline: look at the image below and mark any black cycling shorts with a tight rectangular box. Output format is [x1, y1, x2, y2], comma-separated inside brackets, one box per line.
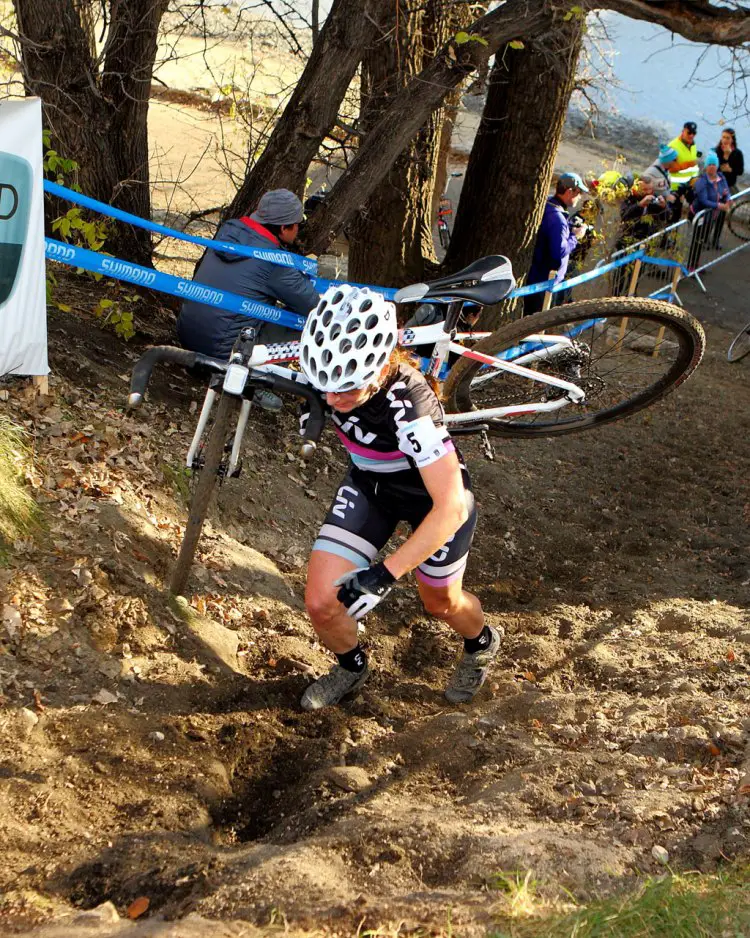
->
[312, 469, 477, 588]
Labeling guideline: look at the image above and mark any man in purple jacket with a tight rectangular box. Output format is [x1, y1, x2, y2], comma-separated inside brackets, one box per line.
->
[523, 172, 588, 316]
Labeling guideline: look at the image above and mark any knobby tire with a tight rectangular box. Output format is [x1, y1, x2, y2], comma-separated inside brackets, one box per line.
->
[170, 393, 235, 595]
[727, 322, 750, 363]
[444, 297, 705, 438]
[727, 200, 750, 242]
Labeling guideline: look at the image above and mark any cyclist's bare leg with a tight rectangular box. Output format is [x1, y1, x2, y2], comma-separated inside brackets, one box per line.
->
[416, 576, 484, 639]
[305, 550, 359, 653]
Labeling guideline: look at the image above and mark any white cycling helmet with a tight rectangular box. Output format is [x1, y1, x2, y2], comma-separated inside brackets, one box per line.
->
[299, 284, 398, 393]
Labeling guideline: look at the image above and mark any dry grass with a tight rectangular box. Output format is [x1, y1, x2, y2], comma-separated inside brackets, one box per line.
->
[0, 414, 39, 556]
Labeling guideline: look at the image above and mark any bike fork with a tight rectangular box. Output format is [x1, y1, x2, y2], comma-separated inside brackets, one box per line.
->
[228, 399, 252, 476]
[186, 388, 252, 477]
[186, 388, 217, 469]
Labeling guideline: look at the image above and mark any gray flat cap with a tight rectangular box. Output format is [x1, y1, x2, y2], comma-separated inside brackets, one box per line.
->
[250, 189, 305, 225]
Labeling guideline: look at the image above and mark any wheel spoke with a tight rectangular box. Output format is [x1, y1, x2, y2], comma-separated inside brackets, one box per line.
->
[446, 298, 704, 437]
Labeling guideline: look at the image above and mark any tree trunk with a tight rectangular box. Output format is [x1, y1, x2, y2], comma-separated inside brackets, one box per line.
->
[444, 13, 584, 328]
[302, 0, 551, 255]
[224, 0, 393, 220]
[347, 0, 475, 287]
[303, 0, 749, 258]
[13, 0, 168, 265]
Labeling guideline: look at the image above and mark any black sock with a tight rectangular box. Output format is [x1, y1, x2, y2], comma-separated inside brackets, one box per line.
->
[464, 624, 492, 654]
[336, 645, 368, 674]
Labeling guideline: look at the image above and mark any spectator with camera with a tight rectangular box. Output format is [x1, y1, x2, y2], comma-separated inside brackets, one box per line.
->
[523, 172, 588, 316]
[611, 176, 669, 295]
[642, 145, 679, 198]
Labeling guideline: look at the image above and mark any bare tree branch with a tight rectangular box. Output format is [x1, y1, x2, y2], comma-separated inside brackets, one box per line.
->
[591, 0, 750, 46]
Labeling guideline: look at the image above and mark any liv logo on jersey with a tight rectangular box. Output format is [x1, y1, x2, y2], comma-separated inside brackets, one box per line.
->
[334, 415, 377, 445]
[332, 485, 358, 520]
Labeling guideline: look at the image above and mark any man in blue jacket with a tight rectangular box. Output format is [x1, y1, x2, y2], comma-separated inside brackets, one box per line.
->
[523, 172, 588, 316]
[177, 189, 320, 410]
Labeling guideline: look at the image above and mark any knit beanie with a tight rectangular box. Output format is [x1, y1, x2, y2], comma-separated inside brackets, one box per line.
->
[658, 145, 678, 165]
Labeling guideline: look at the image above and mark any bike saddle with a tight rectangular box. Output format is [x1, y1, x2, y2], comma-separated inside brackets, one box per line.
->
[394, 256, 515, 306]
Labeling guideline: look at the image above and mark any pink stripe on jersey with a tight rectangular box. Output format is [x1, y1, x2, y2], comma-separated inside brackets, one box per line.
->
[333, 425, 404, 460]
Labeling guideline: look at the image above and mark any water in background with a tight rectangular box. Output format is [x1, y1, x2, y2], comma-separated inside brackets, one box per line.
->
[589, 12, 749, 152]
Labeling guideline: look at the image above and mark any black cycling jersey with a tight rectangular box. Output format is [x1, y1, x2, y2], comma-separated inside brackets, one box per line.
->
[330, 363, 467, 499]
[312, 364, 476, 587]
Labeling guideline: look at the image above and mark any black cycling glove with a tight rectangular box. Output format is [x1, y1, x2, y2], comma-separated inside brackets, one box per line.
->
[334, 562, 396, 621]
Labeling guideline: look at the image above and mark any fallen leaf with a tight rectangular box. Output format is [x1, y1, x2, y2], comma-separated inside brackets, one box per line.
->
[126, 897, 150, 920]
[727, 648, 736, 662]
[33, 689, 45, 712]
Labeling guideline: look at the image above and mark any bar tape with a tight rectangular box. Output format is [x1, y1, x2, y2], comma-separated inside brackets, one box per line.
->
[44, 238, 306, 331]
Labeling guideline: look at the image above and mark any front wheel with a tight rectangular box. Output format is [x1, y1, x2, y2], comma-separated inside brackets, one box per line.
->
[444, 297, 705, 438]
[728, 322, 750, 363]
[170, 393, 236, 595]
[727, 200, 750, 242]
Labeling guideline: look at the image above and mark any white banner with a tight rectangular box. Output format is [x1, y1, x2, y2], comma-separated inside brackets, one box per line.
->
[0, 98, 48, 377]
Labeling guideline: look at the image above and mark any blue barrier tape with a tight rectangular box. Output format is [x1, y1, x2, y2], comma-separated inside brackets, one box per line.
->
[639, 254, 689, 275]
[549, 250, 646, 293]
[44, 180, 319, 277]
[45, 238, 306, 331]
[313, 277, 398, 301]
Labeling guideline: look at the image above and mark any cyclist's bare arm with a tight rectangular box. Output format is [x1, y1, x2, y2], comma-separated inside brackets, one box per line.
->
[384, 452, 469, 580]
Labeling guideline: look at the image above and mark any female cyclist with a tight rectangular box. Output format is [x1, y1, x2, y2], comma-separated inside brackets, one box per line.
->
[297, 284, 501, 711]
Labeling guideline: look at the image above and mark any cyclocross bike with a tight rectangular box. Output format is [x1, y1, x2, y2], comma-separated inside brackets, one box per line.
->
[128, 255, 705, 595]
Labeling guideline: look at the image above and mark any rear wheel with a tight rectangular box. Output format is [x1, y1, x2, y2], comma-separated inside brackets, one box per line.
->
[727, 322, 750, 363]
[170, 393, 236, 595]
[727, 200, 750, 242]
[444, 297, 705, 438]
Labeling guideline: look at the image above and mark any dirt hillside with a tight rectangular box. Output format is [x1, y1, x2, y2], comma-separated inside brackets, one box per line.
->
[1, 257, 750, 936]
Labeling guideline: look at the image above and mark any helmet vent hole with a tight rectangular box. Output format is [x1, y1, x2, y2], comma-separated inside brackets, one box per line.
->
[364, 353, 375, 367]
[302, 346, 309, 364]
[322, 349, 332, 365]
[322, 309, 333, 327]
[332, 291, 344, 305]
[330, 324, 342, 340]
[346, 317, 361, 334]
[339, 338, 352, 354]
[364, 314, 378, 330]
[345, 360, 357, 377]
[372, 333, 383, 348]
[355, 333, 368, 349]
[319, 369, 328, 384]
[310, 359, 317, 377]
[360, 299, 373, 312]
[315, 331, 325, 347]
[377, 352, 387, 368]
[331, 365, 342, 382]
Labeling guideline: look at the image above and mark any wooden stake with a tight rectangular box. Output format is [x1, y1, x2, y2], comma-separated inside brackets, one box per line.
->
[31, 375, 49, 397]
[627, 258, 642, 297]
